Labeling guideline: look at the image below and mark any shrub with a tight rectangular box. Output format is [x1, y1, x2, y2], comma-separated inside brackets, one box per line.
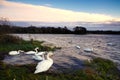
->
[0, 34, 23, 44]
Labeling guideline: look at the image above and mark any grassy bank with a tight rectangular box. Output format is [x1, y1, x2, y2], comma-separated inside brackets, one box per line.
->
[0, 34, 56, 52]
[0, 58, 120, 80]
[0, 34, 58, 60]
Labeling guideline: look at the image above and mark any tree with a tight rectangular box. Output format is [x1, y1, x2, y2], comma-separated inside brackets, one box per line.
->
[0, 17, 12, 34]
[73, 26, 87, 34]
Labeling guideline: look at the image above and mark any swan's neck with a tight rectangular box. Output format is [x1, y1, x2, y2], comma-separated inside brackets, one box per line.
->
[18, 50, 21, 53]
[35, 49, 38, 54]
[46, 54, 52, 61]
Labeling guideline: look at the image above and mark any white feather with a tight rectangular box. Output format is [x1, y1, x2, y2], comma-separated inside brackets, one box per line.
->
[9, 50, 23, 55]
[34, 52, 54, 74]
[84, 48, 93, 52]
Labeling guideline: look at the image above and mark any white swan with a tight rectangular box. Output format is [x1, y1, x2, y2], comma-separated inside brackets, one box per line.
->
[32, 51, 46, 61]
[32, 52, 45, 61]
[9, 50, 24, 55]
[36, 51, 46, 56]
[34, 52, 54, 74]
[76, 46, 81, 49]
[32, 55, 44, 61]
[25, 47, 39, 54]
[84, 48, 93, 52]
[107, 43, 114, 46]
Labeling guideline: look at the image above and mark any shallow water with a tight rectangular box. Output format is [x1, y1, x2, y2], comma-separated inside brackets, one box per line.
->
[3, 34, 120, 70]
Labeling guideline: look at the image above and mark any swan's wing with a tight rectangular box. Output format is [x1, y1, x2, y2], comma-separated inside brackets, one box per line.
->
[34, 60, 53, 73]
[37, 52, 45, 56]
[9, 51, 18, 55]
[32, 55, 43, 61]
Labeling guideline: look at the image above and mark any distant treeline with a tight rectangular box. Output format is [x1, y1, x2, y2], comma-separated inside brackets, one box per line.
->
[0, 24, 120, 34]
[88, 30, 120, 34]
[0, 25, 87, 34]
[12, 26, 73, 34]
[0, 17, 120, 34]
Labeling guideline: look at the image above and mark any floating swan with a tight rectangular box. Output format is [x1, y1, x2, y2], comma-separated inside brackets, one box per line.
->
[34, 52, 54, 74]
[32, 52, 46, 61]
[36, 51, 46, 56]
[25, 47, 39, 54]
[84, 48, 93, 52]
[9, 50, 24, 55]
[107, 43, 114, 46]
[76, 46, 81, 49]
[32, 55, 44, 61]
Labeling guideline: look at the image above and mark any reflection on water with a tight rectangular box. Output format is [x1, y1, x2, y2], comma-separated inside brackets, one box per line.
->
[5, 34, 120, 70]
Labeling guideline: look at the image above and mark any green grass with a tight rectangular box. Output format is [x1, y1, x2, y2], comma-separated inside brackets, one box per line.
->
[0, 34, 57, 52]
[0, 58, 120, 80]
[0, 34, 58, 60]
[83, 58, 120, 80]
[0, 40, 55, 52]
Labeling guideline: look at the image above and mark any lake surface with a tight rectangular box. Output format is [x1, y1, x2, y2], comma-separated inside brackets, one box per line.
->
[4, 34, 120, 71]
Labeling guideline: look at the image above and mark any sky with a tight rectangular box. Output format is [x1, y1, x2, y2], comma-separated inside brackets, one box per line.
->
[0, 0, 120, 30]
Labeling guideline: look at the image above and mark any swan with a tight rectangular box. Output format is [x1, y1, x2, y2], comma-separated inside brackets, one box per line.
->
[76, 46, 81, 49]
[25, 47, 39, 54]
[32, 55, 44, 61]
[32, 51, 46, 61]
[9, 50, 24, 55]
[107, 43, 114, 46]
[34, 52, 54, 74]
[32, 52, 45, 61]
[84, 48, 93, 52]
[36, 51, 46, 56]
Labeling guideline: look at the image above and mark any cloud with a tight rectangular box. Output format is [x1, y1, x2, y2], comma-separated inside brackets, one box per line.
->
[0, 0, 120, 22]
[44, 4, 52, 7]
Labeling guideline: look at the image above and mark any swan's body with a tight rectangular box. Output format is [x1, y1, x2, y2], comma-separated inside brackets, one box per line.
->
[25, 51, 36, 54]
[32, 52, 45, 61]
[25, 47, 39, 55]
[34, 52, 54, 74]
[76, 46, 81, 49]
[84, 48, 93, 52]
[36, 52, 46, 56]
[9, 50, 23, 55]
[32, 55, 43, 61]
[107, 43, 114, 46]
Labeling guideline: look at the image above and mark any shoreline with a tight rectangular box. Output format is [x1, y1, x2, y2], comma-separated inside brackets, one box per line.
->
[1, 34, 120, 70]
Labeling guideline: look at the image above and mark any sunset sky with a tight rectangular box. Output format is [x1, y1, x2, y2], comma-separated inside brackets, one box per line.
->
[0, 0, 120, 30]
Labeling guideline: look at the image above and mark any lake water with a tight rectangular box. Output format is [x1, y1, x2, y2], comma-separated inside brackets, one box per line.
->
[4, 34, 120, 71]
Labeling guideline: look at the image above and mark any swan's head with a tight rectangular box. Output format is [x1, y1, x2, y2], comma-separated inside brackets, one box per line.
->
[18, 50, 24, 53]
[35, 47, 39, 50]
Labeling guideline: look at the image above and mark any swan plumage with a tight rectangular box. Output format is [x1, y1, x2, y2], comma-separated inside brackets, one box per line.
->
[76, 46, 81, 49]
[9, 50, 24, 55]
[36, 52, 46, 56]
[32, 51, 46, 61]
[32, 55, 43, 61]
[34, 52, 54, 74]
[107, 43, 114, 46]
[25, 47, 39, 54]
[84, 48, 93, 52]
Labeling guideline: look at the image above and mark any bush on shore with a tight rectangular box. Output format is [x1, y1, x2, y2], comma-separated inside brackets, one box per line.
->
[0, 34, 23, 44]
